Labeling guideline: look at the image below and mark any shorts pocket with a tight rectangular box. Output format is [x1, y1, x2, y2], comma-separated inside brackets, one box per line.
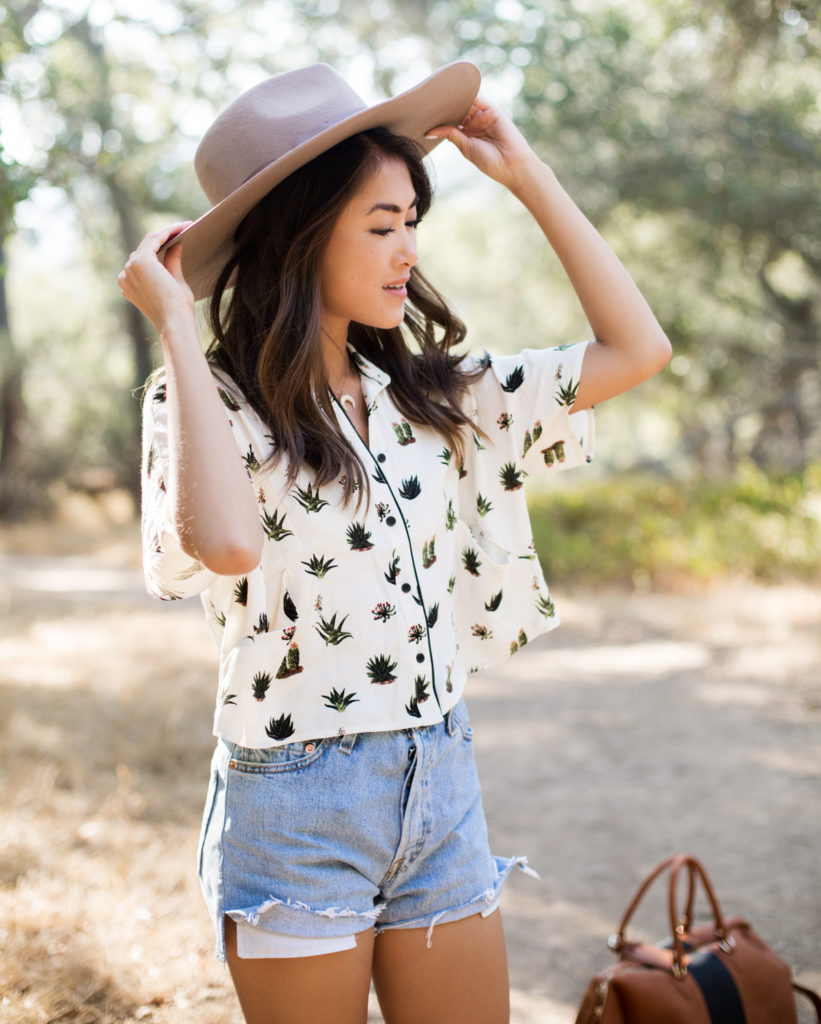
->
[227, 736, 331, 775]
[448, 699, 474, 743]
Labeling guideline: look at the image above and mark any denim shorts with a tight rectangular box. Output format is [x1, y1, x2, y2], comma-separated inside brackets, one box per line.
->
[197, 698, 535, 961]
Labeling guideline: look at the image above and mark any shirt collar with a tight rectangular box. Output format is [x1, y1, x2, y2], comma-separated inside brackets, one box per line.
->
[348, 347, 391, 403]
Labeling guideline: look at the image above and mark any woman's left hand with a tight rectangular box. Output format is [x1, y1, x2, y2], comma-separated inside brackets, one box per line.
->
[426, 98, 541, 190]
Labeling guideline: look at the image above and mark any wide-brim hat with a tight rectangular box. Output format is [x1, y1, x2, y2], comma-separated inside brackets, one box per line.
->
[164, 61, 481, 300]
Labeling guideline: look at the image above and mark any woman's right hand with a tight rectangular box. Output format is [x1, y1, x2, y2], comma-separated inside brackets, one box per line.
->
[118, 222, 195, 331]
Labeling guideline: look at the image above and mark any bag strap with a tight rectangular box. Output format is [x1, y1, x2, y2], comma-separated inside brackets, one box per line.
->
[610, 854, 726, 979]
[794, 982, 821, 1022]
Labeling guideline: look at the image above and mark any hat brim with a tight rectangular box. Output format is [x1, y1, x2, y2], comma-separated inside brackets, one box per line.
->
[163, 61, 481, 301]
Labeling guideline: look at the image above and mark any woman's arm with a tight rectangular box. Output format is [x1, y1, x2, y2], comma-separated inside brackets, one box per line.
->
[426, 100, 672, 410]
[120, 224, 264, 575]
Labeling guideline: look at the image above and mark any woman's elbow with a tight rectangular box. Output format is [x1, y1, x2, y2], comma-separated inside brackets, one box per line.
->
[181, 529, 264, 577]
[643, 329, 673, 379]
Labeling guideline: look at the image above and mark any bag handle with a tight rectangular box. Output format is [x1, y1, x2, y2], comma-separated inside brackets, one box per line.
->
[610, 854, 729, 979]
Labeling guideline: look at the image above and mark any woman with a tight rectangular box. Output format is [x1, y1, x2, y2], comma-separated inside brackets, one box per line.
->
[119, 61, 670, 1024]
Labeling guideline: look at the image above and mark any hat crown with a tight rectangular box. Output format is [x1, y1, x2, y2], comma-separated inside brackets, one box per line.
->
[195, 64, 368, 206]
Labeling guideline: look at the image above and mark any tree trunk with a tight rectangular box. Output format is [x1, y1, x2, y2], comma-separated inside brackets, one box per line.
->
[0, 236, 34, 520]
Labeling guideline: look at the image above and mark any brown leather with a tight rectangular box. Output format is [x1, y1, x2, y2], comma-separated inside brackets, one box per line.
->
[574, 854, 820, 1024]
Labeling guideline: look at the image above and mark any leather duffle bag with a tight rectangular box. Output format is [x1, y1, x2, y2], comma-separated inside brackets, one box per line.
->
[574, 853, 821, 1024]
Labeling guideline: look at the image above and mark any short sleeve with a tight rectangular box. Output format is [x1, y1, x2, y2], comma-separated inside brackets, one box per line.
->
[465, 341, 595, 475]
[140, 377, 218, 601]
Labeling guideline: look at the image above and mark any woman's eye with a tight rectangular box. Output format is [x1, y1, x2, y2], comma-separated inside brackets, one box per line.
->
[370, 220, 420, 237]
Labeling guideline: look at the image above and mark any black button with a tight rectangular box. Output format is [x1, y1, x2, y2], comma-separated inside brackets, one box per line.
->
[401, 583, 411, 593]
[377, 453, 387, 463]
[386, 516, 396, 526]
[416, 653, 425, 663]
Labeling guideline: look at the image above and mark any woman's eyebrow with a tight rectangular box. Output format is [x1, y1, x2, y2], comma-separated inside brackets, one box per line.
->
[365, 196, 419, 215]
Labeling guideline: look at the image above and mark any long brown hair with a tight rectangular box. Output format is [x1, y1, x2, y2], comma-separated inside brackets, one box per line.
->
[206, 127, 485, 503]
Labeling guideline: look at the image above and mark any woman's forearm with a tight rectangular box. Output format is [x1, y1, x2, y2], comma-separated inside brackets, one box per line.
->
[508, 158, 672, 409]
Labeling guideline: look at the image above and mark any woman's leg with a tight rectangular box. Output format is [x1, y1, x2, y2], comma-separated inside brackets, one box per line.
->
[224, 916, 375, 1024]
[372, 909, 510, 1024]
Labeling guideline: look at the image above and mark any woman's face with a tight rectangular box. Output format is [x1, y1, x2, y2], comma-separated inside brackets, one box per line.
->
[319, 157, 419, 340]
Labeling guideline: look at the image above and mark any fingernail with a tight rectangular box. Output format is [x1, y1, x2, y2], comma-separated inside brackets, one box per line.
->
[424, 133, 440, 140]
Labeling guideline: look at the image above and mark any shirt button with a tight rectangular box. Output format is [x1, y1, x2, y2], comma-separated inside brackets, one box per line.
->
[304, 742, 315, 753]
[377, 453, 387, 463]
[386, 516, 396, 526]
[401, 583, 412, 593]
[416, 653, 425, 663]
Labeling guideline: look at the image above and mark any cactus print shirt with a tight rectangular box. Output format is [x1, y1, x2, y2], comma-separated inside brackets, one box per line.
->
[141, 342, 595, 747]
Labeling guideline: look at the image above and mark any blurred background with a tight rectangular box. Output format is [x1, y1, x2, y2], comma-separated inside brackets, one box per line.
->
[1, 2, 820, 1022]
[0, 0, 819, 582]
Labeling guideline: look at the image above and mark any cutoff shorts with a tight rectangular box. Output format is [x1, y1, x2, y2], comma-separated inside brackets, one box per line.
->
[197, 698, 535, 961]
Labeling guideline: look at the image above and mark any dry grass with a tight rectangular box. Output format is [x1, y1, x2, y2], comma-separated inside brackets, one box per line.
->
[2, 509, 819, 1023]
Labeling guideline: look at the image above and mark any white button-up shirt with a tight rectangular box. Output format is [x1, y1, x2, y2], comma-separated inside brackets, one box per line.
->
[141, 341, 595, 746]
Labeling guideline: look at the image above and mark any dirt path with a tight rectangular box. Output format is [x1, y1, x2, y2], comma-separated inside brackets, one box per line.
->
[0, 553, 818, 1022]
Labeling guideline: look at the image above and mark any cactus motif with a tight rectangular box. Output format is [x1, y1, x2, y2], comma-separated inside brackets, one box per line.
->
[366, 653, 398, 685]
[372, 602, 396, 622]
[497, 412, 513, 431]
[438, 447, 452, 464]
[233, 577, 248, 605]
[476, 493, 493, 517]
[392, 420, 416, 445]
[294, 482, 328, 513]
[252, 672, 272, 702]
[260, 507, 292, 541]
[407, 623, 426, 644]
[398, 475, 421, 500]
[501, 365, 525, 393]
[315, 612, 353, 646]
[405, 675, 431, 718]
[422, 536, 436, 568]
[301, 554, 337, 578]
[323, 688, 360, 712]
[462, 547, 482, 577]
[243, 445, 261, 473]
[384, 551, 400, 584]
[555, 377, 579, 407]
[445, 500, 457, 531]
[471, 624, 493, 639]
[276, 642, 304, 678]
[346, 521, 374, 551]
[536, 594, 556, 618]
[265, 714, 295, 741]
[426, 603, 439, 629]
[484, 590, 503, 612]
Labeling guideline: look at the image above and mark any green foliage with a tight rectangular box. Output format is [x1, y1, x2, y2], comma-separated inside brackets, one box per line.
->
[528, 464, 821, 586]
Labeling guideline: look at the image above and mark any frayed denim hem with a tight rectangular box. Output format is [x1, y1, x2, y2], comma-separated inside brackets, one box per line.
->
[375, 855, 539, 948]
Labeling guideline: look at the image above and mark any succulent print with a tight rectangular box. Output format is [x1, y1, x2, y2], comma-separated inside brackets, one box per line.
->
[371, 463, 388, 484]
[426, 603, 439, 629]
[153, 382, 167, 403]
[294, 482, 328, 513]
[243, 445, 261, 472]
[146, 445, 156, 477]
[555, 377, 579, 407]
[281, 625, 296, 642]
[276, 642, 304, 678]
[218, 387, 241, 411]
[532, 420, 543, 442]
[422, 536, 436, 567]
[315, 612, 353, 646]
[213, 608, 226, 628]
[472, 432, 485, 451]
[484, 590, 503, 612]
[462, 547, 482, 577]
[444, 664, 453, 693]
[252, 612, 270, 635]
[445, 500, 457, 531]
[219, 686, 238, 707]
[346, 521, 374, 551]
[252, 671, 272, 701]
[302, 554, 337, 578]
[366, 653, 398, 685]
[447, 575, 456, 594]
[283, 591, 299, 621]
[323, 687, 360, 711]
[372, 602, 396, 622]
[476, 493, 493, 517]
[392, 420, 416, 445]
[536, 594, 556, 618]
[472, 624, 493, 639]
[522, 430, 533, 457]
[541, 441, 566, 466]
[384, 551, 401, 584]
[499, 461, 524, 491]
[408, 623, 426, 644]
[438, 447, 452, 465]
[457, 462, 468, 479]
[398, 475, 421, 500]
[510, 639, 519, 655]
[501, 365, 525, 392]
[375, 502, 391, 521]
[405, 675, 431, 718]
[265, 713, 296, 741]
[233, 577, 249, 605]
[518, 629, 528, 647]
[260, 507, 293, 541]
[497, 412, 513, 430]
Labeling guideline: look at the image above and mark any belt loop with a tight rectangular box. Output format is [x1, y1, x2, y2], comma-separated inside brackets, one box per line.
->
[445, 708, 456, 737]
[339, 732, 357, 755]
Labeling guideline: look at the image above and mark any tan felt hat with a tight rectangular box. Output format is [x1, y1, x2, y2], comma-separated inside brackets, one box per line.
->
[165, 61, 481, 300]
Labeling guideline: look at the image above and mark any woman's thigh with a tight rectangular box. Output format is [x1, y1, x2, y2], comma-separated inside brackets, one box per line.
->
[372, 909, 510, 1024]
[225, 916, 376, 1024]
